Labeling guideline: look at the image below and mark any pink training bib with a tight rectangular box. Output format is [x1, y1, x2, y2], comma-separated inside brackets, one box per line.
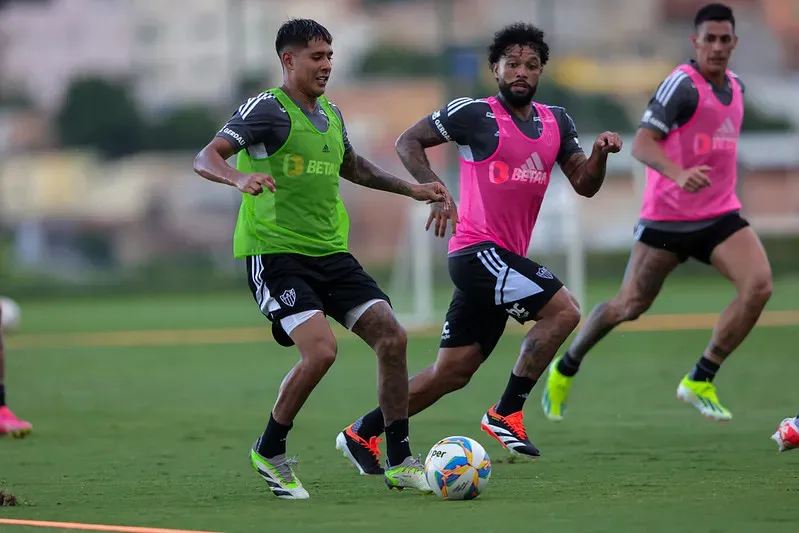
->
[449, 98, 561, 257]
[641, 65, 743, 221]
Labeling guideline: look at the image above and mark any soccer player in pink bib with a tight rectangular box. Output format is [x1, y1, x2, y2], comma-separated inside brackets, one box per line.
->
[335, 23, 621, 471]
[543, 3, 773, 423]
[0, 305, 32, 438]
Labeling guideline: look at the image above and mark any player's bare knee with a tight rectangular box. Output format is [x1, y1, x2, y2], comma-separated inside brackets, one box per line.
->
[432, 346, 482, 392]
[298, 333, 337, 371]
[375, 323, 408, 359]
[312, 340, 338, 371]
[557, 302, 581, 333]
[618, 295, 651, 322]
[434, 360, 473, 392]
[741, 272, 772, 310]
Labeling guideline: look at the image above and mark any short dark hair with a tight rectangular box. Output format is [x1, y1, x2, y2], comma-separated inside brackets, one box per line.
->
[275, 18, 333, 55]
[694, 3, 735, 30]
[487, 23, 550, 67]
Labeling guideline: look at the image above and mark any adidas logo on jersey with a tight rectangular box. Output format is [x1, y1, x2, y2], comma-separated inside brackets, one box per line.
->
[322, 144, 330, 153]
[693, 117, 738, 155]
[513, 152, 548, 184]
[488, 152, 549, 185]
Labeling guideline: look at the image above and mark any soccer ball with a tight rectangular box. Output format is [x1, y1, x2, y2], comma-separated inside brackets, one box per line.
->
[0, 297, 21, 333]
[424, 436, 491, 500]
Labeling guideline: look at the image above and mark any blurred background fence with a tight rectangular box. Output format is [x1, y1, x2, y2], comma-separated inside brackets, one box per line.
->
[0, 0, 797, 321]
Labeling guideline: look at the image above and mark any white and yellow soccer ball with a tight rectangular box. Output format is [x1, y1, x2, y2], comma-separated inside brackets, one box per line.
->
[0, 297, 21, 333]
[424, 436, 491, 500]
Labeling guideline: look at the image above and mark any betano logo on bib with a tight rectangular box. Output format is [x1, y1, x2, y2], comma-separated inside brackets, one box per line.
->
[282, 154, 340, 177]
[693, 117, 738, 155]
[488, 152, 549, 185]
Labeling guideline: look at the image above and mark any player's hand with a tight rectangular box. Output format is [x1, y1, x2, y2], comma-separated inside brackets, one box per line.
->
[425, 201, 459, 238]
[410, 182, 451, 206]
[675, 165, 711, 193]
[234, 173, 275, 195]
[594, 132, 623, 155]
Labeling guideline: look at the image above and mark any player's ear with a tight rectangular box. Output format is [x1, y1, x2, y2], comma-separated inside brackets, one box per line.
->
[690, 34, 699, 49]
[282, 50, 294, 71]
[491, 62, 499, 80]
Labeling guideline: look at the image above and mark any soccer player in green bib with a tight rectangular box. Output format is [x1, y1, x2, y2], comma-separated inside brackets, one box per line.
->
[194, 19, 449, 499]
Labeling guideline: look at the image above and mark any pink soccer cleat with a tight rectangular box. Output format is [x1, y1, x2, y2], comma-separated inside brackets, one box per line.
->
[0, 406, 32, 438]
[771, 417, 799, 452]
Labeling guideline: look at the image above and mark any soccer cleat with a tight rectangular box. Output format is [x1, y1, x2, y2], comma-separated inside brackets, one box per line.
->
[335, 424, 384, 475]
[0, 406, 32, 439]
[250, 442, 309, 500]
[480, 404, 540, 458]
[676, 375, 732, 421]
[384, 456, 431, 492]
[771, 417, 799, 452]
[542, 356, 573, 421]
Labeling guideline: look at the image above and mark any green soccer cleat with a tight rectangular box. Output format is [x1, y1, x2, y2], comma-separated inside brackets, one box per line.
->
[250, 442, 309, 500]
[676, 374, 732, 421]
[542, 356, 574, 422]
[384, 456, 431, 493]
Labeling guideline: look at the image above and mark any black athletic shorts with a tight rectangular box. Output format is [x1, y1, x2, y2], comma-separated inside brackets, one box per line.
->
[635, 213, 749, 264]
[440, 244, 564, 358]
[246, 252, 390, 347]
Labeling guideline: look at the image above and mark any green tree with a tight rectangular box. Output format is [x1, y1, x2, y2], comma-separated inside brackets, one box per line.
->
[146, 106, 221, 152]
[57, 77, 146, 159]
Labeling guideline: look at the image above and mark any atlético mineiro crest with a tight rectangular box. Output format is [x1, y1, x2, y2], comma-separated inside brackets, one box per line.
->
[280, 288, 296, 307]
[537, 266, 554, 280]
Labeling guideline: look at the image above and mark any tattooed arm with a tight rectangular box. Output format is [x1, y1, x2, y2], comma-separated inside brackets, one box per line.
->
[395, 117, 460, 237]
[394, 118, 449, 186]
[340, 149, 413, 195]
[561, 132, 623, 198]
[339, 148, 449, 203]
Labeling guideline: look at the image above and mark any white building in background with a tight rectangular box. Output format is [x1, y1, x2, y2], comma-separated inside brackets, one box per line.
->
[0, 0, 374, 113]
[0, 0, 133, 111]
[130, 0, 374, 110]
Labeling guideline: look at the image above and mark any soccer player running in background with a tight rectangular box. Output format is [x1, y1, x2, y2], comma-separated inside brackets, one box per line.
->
[335, 22, 621, 473]
[0, 306, 32, 438]
[194, 19, 450, 499]
[543, 3, 772, 422]
[772, 415, 799, 452]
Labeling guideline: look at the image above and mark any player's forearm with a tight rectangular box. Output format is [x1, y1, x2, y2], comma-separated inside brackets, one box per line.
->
[575, 149, 609, 197]
[193, 148, 246, 188]
[631, 133, 683, 181]
[340, 153, 415, 197]
[395, 136, 446, 186]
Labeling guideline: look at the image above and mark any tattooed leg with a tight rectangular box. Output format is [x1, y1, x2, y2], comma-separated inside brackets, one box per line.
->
[513, 288, 582, 382]
[351, 301, 413, 465]
[493, 288, 580, 421]
[566, 242, 680, 364]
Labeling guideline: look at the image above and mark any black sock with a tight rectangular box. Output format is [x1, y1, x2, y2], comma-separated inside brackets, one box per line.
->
[0, 384, 5, 407]
[256, 412, 292, 458]
[385, 419, 411, 467]
[689, 356, 721, 382]
[556, 351, 581, 377]
[496, 373, 536, 416]
[353, 407, 384, 438]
